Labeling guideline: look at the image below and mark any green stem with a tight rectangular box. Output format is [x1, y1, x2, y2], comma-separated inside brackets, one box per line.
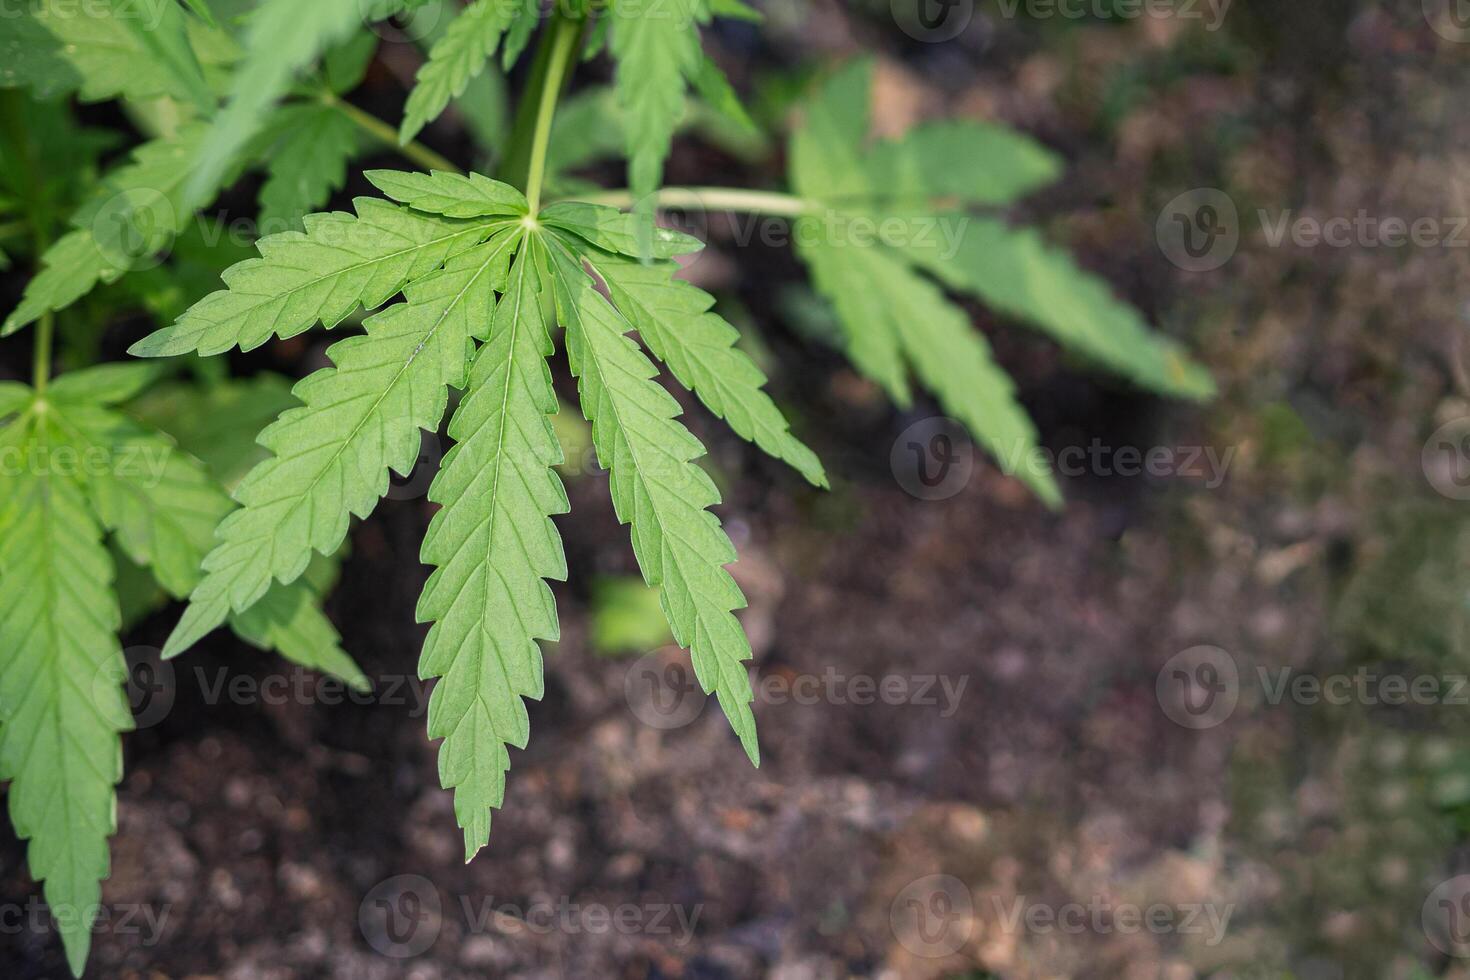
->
[498, 22, 558, 189]
[524, 12, 584, 216]
[327, 96, 462, 174]
[0, 220, 26, 242]
[574, 187, 812, 216]
[31, 224, 52, 396]
[32, 312, 53, 397]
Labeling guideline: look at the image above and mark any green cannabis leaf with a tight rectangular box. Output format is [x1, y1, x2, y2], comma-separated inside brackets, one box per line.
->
[258, 104, 361, 234]
[547, 231, 762, 763]
[788, 60, 1215, 504]
[0, 3, 1222, 970]
[586, 251, 827, 489]
[399, 0, 538, 144]
[1, 0, 233, 107]
[0, 407, 130, 979]
[4, 124, 213, 337]
[128, 171, 825, 853]
[0, 370, 364, 976]
[183, 0, 367, 206]
[609, 0, 709, 252]
[156, 223, 525, 658]
[417, 235, 567, 861]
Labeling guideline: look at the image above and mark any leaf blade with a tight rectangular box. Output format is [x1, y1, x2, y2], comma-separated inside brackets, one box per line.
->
[161, 231, 521, 658]
[609, 0, 709, 255]
[417, 236, 567, 859]
[398, 0, 533, 143]
[548, 236, 760, 764]
[129, 199, 503, 357]
[0, 412, 132, 977]
[589, 251, 827, 487]
[895, 217, 1216, 400]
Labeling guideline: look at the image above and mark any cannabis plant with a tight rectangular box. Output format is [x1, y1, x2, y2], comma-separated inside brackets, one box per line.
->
[0, 0, 1212, 972]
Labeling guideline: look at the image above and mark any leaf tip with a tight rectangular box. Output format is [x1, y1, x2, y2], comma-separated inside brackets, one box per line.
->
[60, 919, 92, 978]
[162, 599, 226, 659]
[741, 729, 761, 768]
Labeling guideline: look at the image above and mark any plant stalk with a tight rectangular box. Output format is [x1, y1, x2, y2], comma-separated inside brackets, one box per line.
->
[574, 187, 812, 217]
[30, 224, 51, 396]
[523, 12, 585, 216]
[32, 312, 53, 397]
[328, 95, 462, 174]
